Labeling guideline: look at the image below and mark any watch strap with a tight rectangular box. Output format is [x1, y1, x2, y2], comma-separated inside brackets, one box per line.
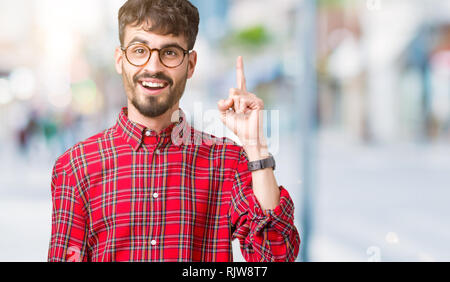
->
[247, 153, 276, 171]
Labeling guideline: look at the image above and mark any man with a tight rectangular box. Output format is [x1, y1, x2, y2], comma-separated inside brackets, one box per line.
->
[48, 0, 300, 262]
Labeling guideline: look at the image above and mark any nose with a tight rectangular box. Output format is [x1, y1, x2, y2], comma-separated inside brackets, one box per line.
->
[143, 49, 165, 73]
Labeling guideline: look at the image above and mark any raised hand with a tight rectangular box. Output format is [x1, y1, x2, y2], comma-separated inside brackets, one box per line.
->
[217, 56, 267, 160]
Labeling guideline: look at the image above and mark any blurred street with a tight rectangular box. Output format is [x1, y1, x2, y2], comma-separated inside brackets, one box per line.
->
[312, 133, 450, 261]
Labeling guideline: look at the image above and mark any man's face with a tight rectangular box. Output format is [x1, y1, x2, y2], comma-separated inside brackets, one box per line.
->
[115, 23, 197, 118]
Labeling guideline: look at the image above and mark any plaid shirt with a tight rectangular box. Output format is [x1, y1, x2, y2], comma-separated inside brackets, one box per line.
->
[48, 108, 300, 262]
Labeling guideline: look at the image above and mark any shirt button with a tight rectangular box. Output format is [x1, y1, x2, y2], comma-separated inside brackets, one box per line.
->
[145, 130, 151, 137]
[150, 240, 157, 246]
[153, 192, 159, 199]
[155, 149, 161, 154]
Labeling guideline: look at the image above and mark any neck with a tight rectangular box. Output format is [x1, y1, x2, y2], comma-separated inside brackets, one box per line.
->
[127, 102, 180, 134]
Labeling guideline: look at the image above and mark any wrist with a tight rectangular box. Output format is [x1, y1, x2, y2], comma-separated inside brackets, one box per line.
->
[244, 144, 270, 162]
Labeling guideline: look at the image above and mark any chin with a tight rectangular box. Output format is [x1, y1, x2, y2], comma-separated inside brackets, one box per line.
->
[133, 99, 171, 118]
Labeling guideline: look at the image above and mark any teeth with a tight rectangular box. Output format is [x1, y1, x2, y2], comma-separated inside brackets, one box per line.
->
[142, 81, 166, 88]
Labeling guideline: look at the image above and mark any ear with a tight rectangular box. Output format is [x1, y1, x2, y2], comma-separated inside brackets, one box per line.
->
[187, 50, 197, 79]
[114, 46, 124, 75]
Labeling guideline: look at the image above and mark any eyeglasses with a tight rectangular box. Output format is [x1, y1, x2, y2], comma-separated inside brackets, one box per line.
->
[121, 43, 191, 68]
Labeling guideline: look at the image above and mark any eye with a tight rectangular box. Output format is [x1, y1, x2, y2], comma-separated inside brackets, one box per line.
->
[135, 48, 146, 54]
[161, 47, 181, 57]
[128, 45, 148, 56]
[165, 50, 177, 56]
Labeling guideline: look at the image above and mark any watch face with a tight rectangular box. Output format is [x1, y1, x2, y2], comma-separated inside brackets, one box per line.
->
[249, 161, 261, 171]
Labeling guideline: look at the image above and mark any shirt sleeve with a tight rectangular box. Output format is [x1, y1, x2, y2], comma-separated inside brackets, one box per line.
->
[48, 156, 89, 262]
[229, 148, 300, 262]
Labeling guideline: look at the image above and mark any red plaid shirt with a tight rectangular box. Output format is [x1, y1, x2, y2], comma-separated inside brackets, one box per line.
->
[48, 108, 300, 262]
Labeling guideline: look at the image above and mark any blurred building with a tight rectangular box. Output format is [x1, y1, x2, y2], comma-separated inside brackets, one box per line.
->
[317, 0, 450, 144]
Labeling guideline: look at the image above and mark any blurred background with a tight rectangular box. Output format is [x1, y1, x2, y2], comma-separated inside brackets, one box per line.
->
[0, 0, 449, 262]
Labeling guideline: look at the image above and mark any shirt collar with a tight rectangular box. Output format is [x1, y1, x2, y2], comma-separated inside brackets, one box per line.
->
[116, 107, 189, 151]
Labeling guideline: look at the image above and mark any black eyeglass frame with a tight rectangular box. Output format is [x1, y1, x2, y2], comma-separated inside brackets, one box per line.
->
[121, 43, 191, 68]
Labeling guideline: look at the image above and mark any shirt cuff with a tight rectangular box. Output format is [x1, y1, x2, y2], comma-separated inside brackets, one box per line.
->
[248, 185, 296, 237]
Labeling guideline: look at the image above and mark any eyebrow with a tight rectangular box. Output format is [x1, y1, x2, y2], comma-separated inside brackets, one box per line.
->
[128, 36, 188, 50]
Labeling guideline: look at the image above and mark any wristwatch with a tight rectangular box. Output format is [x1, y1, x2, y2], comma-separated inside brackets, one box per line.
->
[247, 153, 276, 172]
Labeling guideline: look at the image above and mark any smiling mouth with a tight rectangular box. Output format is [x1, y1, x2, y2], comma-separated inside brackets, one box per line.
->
[140, 81, 169, 90]
[138, 80, 170, 96]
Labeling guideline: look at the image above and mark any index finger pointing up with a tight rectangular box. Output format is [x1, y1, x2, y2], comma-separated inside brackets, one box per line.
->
[236, 56, 247, 92]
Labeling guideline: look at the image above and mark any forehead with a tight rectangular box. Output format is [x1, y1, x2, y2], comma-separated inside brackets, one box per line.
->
[123, 23, 188, 48]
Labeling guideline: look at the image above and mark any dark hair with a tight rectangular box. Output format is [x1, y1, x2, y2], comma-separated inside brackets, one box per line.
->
[118, 0, 200, 50]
